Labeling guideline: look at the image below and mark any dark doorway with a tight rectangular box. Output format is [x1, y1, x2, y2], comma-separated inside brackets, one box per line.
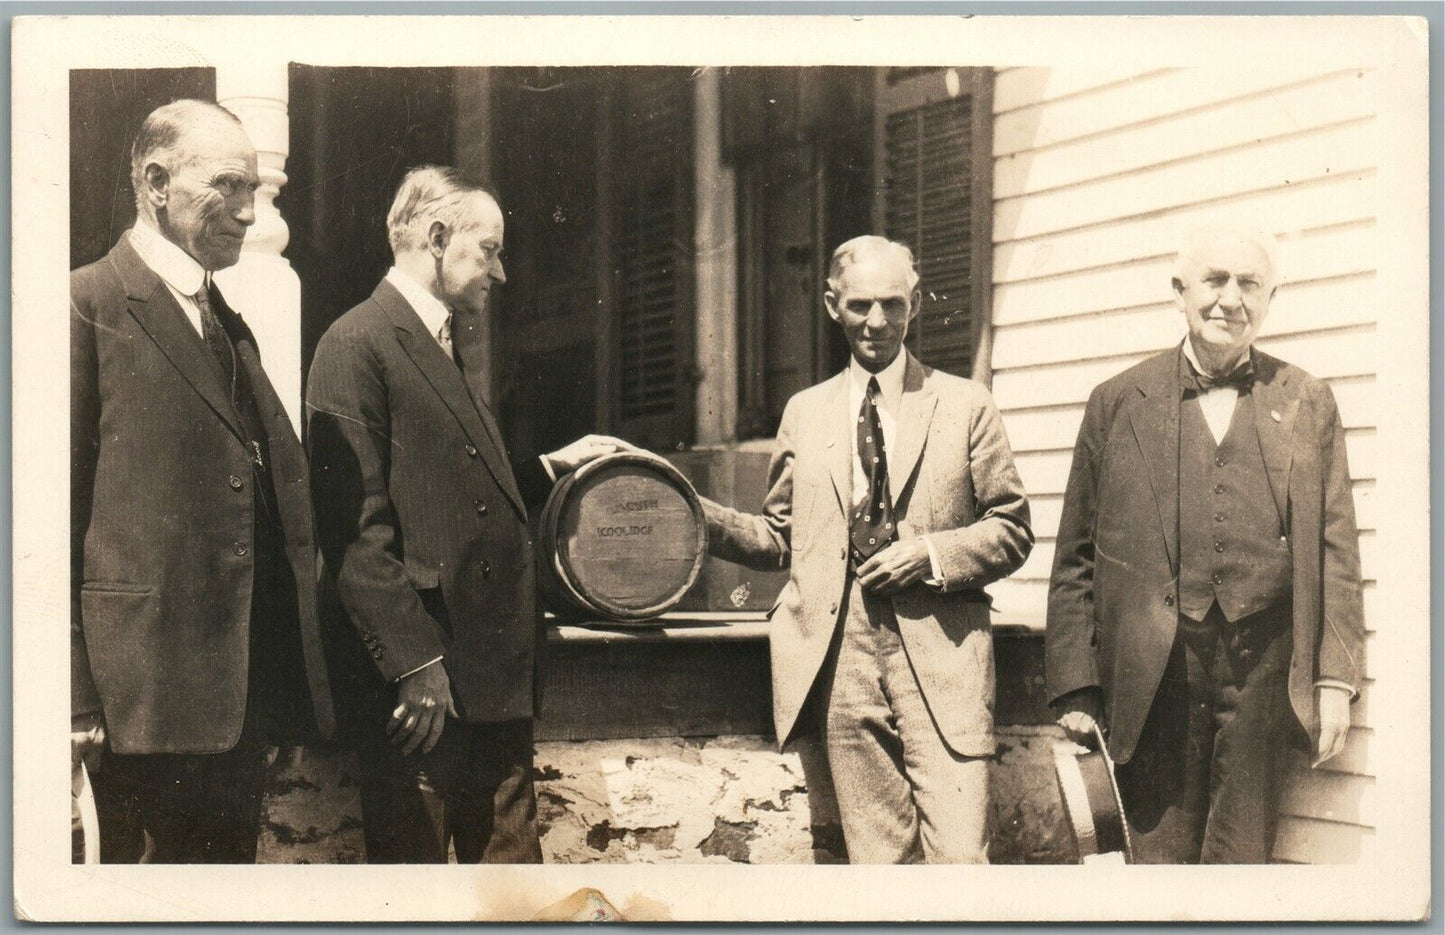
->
[284, 66, 456, 392]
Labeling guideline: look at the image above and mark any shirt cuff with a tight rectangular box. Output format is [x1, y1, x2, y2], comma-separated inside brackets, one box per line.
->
[394, 655, 444, 683]
[922, 536, 945, 589]
[1315, 679, 1357, 698]
[539, 454, 557, 483]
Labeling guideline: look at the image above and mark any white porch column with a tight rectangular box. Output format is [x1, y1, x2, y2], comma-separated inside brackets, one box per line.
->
[693, 68, 738, 446]
[211, 59, 303, 433]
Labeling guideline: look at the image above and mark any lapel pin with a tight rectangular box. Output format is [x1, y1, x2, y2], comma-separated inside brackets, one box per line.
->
[1270, 410, 1282, 423]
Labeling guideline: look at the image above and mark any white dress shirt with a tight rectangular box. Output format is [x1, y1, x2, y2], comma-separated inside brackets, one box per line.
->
[127, 221, 208, 335]
[1181, 338, 1242, 445]
[385, 267, 454, 359]
[845, 353, 944, 582]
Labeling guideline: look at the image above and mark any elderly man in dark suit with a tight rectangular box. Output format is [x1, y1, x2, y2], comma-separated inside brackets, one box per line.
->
[306, 166, 627, 864]
[70, 99, 333, 863]
[699, 236, 1033, 863]
[1046, 224, 1364, 863]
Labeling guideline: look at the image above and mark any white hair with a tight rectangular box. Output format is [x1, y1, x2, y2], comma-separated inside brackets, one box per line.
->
[1174, 223, 1284, 286]
[386, 165, 497, 256]
[826, 235, 920, 293]
[130, 99, 245, 213]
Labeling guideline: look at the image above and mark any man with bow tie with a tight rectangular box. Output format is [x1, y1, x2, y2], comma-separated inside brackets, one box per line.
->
[1046, 224, 1365, 863]
[700, 235, 1033, 862]
[70, 99, 334, 862]
[306, 166, 628, 863]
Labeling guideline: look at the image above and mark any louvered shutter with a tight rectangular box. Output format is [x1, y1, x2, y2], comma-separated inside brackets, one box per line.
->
[874, 69, 994, 381]
[613, 68, 695, 448]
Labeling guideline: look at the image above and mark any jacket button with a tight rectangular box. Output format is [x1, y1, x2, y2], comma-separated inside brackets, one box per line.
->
[475, 500, 488, 515]
[480, 559, 492, 577]
[371, 648, 384, 660]
[1212, 573, 1224, 585]
[1214, 484, 1225, 494]
[1215, 456, 1226, 467]
[229, 474, 244, 490]
[1215, 541, 1226, 553]
[234, 543, 248, 556]
[465, 444, 479, 458]
[1164, 594, 1175, 606]
[829, 603, 838, 614]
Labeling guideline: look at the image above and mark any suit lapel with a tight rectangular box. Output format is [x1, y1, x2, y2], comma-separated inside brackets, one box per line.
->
[1128, 351, 1182, 571]
[823, 372, 854, 517]
[888, 354, 937, 506]
[109, 238, 245, 441]
[374, 281, 527, 519]
[1250, 352, 1297, 528]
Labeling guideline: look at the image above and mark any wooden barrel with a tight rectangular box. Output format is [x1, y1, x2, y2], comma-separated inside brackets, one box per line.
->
[538, 453, 707, 622]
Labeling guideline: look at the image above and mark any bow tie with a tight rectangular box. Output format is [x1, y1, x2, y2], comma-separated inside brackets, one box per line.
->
[1187, 357, 1256, 393]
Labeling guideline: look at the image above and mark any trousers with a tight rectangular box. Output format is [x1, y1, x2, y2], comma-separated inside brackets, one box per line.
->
[1115, 601, 1295, 863]
[358, 716, 542, 864]
[814, 577, 990, 863]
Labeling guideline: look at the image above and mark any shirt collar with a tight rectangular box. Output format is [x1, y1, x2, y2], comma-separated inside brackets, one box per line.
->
[385, 266, 452, 339]
[848, 349, 908, 411]
[1180, 339, 1255, 394]
[127, 221, 207, 297]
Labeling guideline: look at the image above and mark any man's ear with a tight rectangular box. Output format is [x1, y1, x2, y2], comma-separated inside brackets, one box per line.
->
[909, 288, 922, 323]
[427, 220, 449, 258]
[142, 162, 170, 209]
[823, 289, 842, 324]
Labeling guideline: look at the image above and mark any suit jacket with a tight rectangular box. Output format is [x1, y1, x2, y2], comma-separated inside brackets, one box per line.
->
[71, 236, 333, 755]
[704, 353, 1033, 756]
[1045, 345, 1365, 763]
[306, 279, 552, 727]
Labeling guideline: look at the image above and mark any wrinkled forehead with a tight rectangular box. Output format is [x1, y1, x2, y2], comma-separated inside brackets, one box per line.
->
[174, 116, 257, 171]
[455, 192, 504, 236]
[1179, 230, 1275, 281]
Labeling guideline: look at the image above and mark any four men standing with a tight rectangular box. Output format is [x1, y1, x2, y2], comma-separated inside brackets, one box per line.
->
[70, 100, 1364, 865]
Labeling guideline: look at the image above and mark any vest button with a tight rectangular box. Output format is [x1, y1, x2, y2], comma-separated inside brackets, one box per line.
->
[229, 474, 244, 490]
[475, 500, 488, 515]
[1212, 573, 1224, 585]
[479, 559, 492, 577]
[830, 604, 839, 615]
[1215, 512, 1225, 522]
[1215, 456, 1226, 467]
[1214, 484, 1225, 494]
[1215, 541, 1226, 552]
[234, 543, 248, 556]
[465, 445, 479, 458]
[1164, 594, 1175, 606]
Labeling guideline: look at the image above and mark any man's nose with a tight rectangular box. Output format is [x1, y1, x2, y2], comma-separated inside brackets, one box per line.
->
[1218, 278, 1242, 308]
[235, 191, 256, 227]
[490, 256, 506, 285]
[864, 301, 888, 329]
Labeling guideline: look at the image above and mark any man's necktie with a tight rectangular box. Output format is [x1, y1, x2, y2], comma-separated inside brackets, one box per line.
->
[850, 377, 897, 562]
[437, 314, 455, 362]
[1187, 356, 1256, 393]
[195, 285, 235, 391]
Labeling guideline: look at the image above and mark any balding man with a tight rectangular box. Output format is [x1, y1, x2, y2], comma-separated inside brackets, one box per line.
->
[1046, 225, 1365, 863]
[307, 166, 628, 863]
[70, 99, 333, 862]
[699, 235, 1033, 863]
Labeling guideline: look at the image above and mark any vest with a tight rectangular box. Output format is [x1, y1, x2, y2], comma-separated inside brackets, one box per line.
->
[1177, 389, 1293, 622]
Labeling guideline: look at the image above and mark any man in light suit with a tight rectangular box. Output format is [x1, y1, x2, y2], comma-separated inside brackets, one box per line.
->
[700, 236, 1033, 863]
[71, 99, 333, 862]
[307, 166, 627, 863]
[1046, 224, 1364, 863]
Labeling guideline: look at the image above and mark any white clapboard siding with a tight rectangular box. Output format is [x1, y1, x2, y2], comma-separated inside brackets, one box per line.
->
[995, 69, 1373, 198]
[994, 118, 1375, 243]
[1275, 817, 1376, 864]
[994, 170, 1374, 284]
[992, 65, 1169, 115]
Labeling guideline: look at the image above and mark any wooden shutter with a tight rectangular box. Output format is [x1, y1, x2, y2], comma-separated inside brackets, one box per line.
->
[612, 68, 695, 448]
[873, 69, 994, 382]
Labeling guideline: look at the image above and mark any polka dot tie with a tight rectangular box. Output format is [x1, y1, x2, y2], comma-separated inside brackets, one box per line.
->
[850, 377, 897, 562]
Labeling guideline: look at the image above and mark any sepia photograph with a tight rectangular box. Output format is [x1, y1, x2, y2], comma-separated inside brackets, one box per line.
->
[11, 11, 1432, 922]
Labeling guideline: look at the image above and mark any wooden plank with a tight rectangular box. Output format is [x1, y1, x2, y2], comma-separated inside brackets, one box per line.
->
[994, 65, 1339, 156]
[993, 275, 1376, 370]
[995, 70, 1374, 196]
[993, 226, 1376, 327]
[994, 119, 1376, 242]
[1281, 770, 1376, 826]
[993, 170, 1374, 284]
[992, 65, 1161, 115]
[1273, 816, 1376, 864]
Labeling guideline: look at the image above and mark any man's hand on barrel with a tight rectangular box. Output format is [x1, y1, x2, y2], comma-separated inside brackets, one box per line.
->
[389, 662, 458, 756]
[545, 435, 643, 475]
[856, 539, 933, 595]
[1053, 687, 1104, 749]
